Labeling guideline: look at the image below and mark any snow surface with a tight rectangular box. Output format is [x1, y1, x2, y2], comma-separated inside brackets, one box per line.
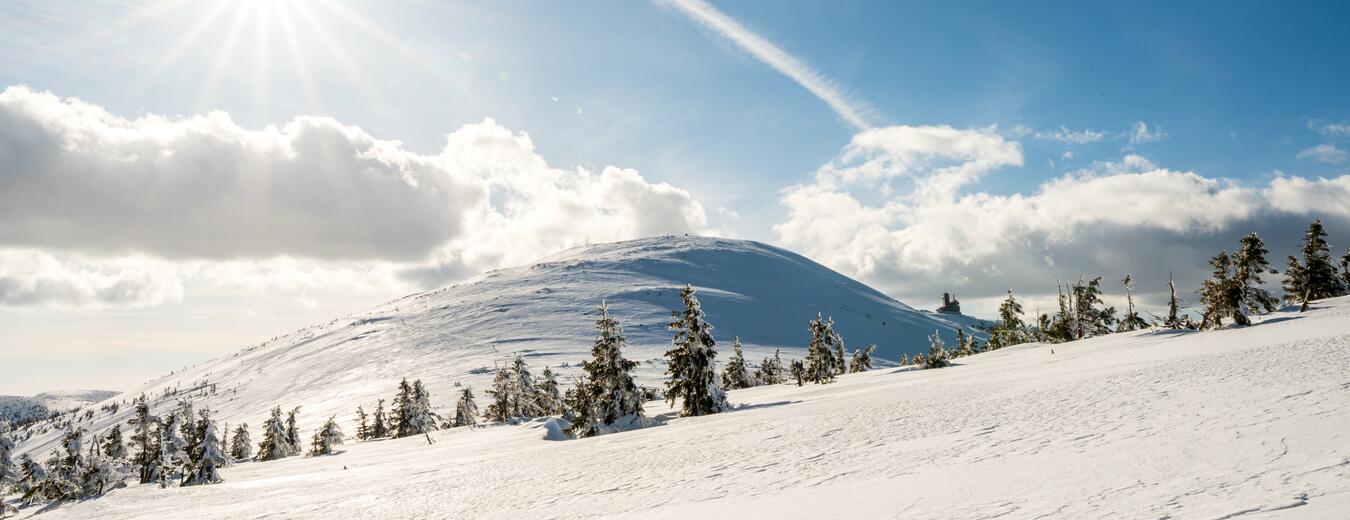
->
[14, 235, 974, 458]
[13, 296, 1350, 519]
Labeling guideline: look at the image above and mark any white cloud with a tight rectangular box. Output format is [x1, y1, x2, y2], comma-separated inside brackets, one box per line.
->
[776, 124, 1350, 315]
[1034, 125, 1106, 144]
[0, 249, 183, 308]
[1128, 121, 1166, 145]
[1296, 143, 1348, 164]
[1309, 120, 1350, 137]
[0, 86, 715, 306]
[659, 0, 872, 130]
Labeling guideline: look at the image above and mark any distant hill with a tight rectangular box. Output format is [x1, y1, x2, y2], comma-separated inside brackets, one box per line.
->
[0, 389, 118, 425]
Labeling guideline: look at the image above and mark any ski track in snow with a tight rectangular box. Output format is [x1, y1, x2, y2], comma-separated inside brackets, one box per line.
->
[13, 297, 1350, 519]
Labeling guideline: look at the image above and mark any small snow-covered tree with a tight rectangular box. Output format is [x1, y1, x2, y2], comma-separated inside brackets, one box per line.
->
[899, 353, 909, 366]
[1163, 272, 1191, 329]
[406, 380, 440, 436]
[1234, 233, 1279, 317]
[1284, 219, 1346, 303]
[354, 406, 371, 441]
[484, 367, 514, 423]
[127, 395, 159, 483]
[849, 344, 876, 372]
[182, 410, 226, 486]
[371, 399, 389, 438]
[789, 359, 805, 386]
[1199, 250, 1244, 329]
[156, 413, 188, 485]
[510, 356, 542, 418]
[953, 328, 972, 358]
[15, 454, 47, 505]
[229, 423, 251, 461]
[805, 314, 839, 383]
[308, 416, 343, 457]
[0, 422, 15, 489]
[536, 367, 563, 416]
[1117, 275, 1150, 332]
[754, 349, 785, 385]
[101, 424, 126, 460]
[721, 337, 753, 389]
[831, 332, 848, 376]
[284, 407, 302, 454]
[665, 285, 728, 417]
[923, 331, 950, 369]
[1071, 276, 1116, 337]
[569, 301, 645, 438]
[453, 387, 479, 428]
[254, 406, 294, 462]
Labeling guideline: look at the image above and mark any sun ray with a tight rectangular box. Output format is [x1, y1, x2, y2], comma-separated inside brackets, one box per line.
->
[193, 0, 257, 112]
[274, 1, 325, 114]
[312, 0, 471, 94]
[252, 0, 273, 119]
[289, 0, 389, 115]
[132, 0, 237, 96]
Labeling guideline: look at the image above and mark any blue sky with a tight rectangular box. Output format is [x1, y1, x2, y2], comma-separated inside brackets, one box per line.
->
[1, 0, 1348, 393]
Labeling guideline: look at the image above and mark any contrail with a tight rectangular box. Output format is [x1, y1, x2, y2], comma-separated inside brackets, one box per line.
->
[660, 0, 872, 131]
[664, 0, 874, 131]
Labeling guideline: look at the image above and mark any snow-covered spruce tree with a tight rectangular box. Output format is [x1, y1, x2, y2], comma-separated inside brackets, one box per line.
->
[831, 332, 848, 376]
[15, 454, 47, 506]
[371, 399, 389, 438]
[453, 387, 479, 428]
[253, 406, 293, 462]
[284, 407, 303, 452]
[406, 380, 440, 436]
[1284, 219, 1347, 303]
[156, 412, 188, 485]
[899, 353, 910, 366]
[954, 329, 975, 358]
[182, 410, 226, 486]
[788, 359, 805, 386]
[721, 337, 752, 390]
[176, 400, 195, 445]
[562, 375, 597, 437]
[100, 424, 125, 460]
[665, 285, 729, 417]
[1116, 275, 1150, 332]
[1199, 251, 1244, 329]
[849, 344, 876, 372]
[805, 314, 839, 384]
[1072, 276, 1117, 337]
[127, 394, 160, 483]
[510, 355, 542, 419]
[308, 416, 343, 457]
[569, 301, 646, 438]
[754, 349, 785, 385]
[1047, 279, 1076, 342]
[229, 423, 251, 461]
[989, 289, 1026, 349]
[484, 367, 514, 423]
[536, 367, 564, 416]
[0, 422, 14, 489]
[1283, 255, 1307, 306]
[1234, 232, 1279, 318]
[1342, 246, 1350, 288]
[923, 331, 951, 369]
[354, 406, 370, 441]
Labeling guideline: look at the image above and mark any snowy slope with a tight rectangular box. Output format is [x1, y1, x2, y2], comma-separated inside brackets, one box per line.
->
[17, 296, 1350, 519]
[12, 235, 972, 458]
[0, 390, 117, 425]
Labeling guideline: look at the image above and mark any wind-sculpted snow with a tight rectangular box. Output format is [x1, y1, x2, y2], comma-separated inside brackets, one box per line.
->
[20, 297, 1350, 518]
[13, 235, 971, 459]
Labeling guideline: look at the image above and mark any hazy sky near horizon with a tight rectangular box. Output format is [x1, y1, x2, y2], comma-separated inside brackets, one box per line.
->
[2, 0, 1348, 394]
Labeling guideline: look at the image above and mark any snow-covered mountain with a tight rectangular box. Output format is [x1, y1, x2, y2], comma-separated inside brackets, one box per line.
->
[20, 297, 1350, 519]
[13, 235, 974, 457]
[0, 390, 117, 425]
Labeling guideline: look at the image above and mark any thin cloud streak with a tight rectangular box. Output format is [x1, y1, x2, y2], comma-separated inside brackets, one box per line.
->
[661, 0, 872, 131]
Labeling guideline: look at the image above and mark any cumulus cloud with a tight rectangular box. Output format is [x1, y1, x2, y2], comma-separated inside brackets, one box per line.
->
[0, 86, 714, 306]
[1034, 125, 1106, 144]
[1296, 143, 1348, 164]
[776, 124, 1350, 315]
[0, 250, 183, 308]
